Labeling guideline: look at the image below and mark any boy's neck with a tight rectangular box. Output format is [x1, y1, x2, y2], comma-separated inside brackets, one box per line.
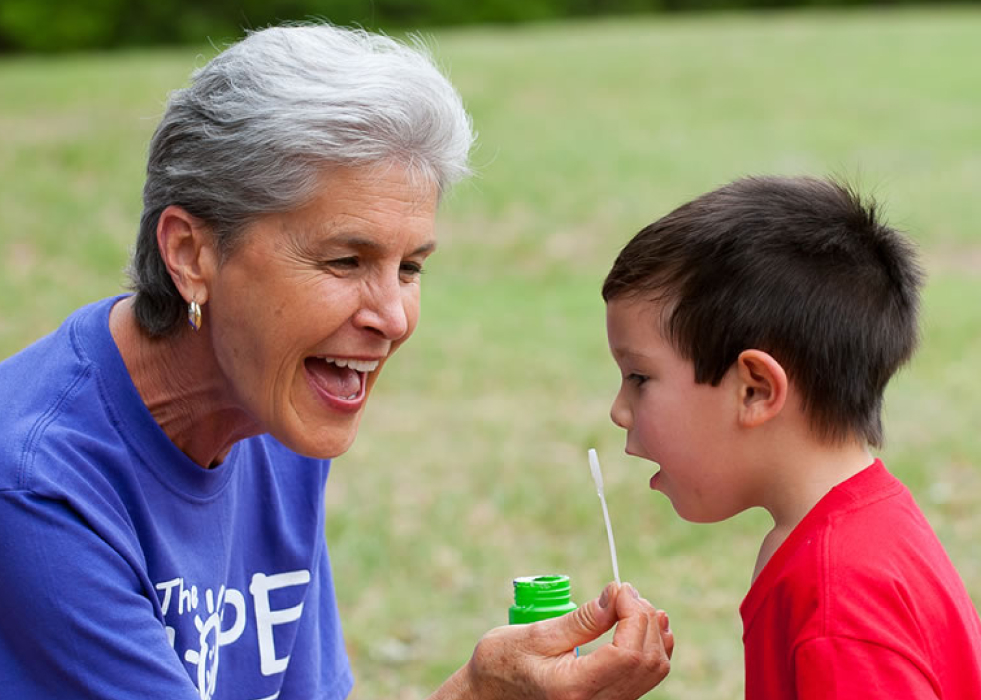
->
[752, 439, 874, 583]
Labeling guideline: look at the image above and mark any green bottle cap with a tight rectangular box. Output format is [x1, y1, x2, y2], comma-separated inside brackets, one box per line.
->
[509, 574, 578, 624]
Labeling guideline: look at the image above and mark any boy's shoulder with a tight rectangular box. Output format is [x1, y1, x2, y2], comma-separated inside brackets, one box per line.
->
[821, 461, 923, 549]
[747, 462, 952, 624]
[789, 461, 941, 584]
[762, 461, 974, 641]
[744, 461, 981, 698]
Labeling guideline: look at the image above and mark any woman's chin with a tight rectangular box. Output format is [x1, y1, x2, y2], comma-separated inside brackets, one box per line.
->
[275, 414, 362, 461]
[319, 425, 361, 460]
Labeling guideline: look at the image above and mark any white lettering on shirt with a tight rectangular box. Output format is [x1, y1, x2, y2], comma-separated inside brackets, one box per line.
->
[249, 570, 312, 676]
[153, 569, 311, 698]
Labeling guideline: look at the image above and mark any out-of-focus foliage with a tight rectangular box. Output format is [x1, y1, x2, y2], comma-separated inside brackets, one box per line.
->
[0, 0, 968, 53]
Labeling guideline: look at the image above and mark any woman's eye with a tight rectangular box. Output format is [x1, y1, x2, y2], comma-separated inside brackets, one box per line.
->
[399, 262, 425, 280]
[324, 257, 359, 270]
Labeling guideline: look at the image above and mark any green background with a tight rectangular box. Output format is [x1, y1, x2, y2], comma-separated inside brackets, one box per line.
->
[1, 5, 979, 699]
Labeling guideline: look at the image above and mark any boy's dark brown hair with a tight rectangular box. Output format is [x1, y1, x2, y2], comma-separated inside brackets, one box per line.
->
[602, 176, 924, 448]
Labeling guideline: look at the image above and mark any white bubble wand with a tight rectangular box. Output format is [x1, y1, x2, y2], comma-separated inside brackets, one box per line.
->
[588, 448, 621, 585]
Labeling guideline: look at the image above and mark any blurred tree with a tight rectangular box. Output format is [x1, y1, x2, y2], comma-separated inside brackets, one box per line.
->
[0, 0, 128, 52]
[0, 0, 964, 53]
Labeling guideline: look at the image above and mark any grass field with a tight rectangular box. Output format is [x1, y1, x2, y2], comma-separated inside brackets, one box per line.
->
[2, 6, 980, 699]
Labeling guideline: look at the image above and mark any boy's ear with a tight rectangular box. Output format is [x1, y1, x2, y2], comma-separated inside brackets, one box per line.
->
[156, 205, 218, 305]
[735, 349, 788, 428]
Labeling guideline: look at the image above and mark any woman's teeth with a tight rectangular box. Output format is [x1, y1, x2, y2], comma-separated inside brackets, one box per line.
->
[322, 357, 379, 373]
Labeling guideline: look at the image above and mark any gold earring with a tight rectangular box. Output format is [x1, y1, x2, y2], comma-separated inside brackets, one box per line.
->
[188, 300, 202, 331]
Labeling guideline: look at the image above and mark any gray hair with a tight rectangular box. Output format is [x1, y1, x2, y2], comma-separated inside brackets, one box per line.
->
[129, 22, 475, 336]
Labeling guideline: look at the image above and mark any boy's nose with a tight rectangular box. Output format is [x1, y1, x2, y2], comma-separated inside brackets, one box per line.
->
[610, 391, 631, 430]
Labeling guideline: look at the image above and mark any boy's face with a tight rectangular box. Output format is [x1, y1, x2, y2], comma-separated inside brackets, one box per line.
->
[606, 297, 756, 523]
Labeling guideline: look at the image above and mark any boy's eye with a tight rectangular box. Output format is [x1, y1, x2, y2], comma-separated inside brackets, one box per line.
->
[627, 373, 648, 387]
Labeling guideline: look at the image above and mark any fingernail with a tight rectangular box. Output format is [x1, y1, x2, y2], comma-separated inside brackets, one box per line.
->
[626, 583, 640, 599]
[599, 586, 611, 609]
[660, 614, 671, 633]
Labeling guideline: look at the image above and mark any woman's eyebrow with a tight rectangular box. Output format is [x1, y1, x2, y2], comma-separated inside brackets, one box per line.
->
[411, 241, 438, 256]
[330, 234, 437, 257]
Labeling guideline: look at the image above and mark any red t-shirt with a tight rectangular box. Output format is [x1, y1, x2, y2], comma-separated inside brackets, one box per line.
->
[741, 461, 981, 699]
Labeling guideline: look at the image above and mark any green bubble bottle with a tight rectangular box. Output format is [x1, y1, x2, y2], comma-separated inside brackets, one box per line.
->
[509, 574, 578, 624]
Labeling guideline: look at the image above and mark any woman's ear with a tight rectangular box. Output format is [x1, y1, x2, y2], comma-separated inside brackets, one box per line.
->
[156, 205, 217, 305]
[735, 349, 788, 428]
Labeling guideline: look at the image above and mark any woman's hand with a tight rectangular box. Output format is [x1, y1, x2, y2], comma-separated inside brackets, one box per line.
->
[432, 582, 673, 700]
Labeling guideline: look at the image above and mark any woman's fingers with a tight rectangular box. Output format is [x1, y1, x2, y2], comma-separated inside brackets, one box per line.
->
[459, 583, 672, 700]
[520, 581, 621, 655]
[611, 583, 654, 651]
[566, 583, 670, 698]
[656, 610, 674, 660]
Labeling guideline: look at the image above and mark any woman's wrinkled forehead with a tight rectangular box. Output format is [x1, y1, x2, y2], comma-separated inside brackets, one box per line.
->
[223, 161, 439, 251]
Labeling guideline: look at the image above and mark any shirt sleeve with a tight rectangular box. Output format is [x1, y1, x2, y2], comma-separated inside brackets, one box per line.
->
[0, 490, 201, 699]
[795, 636, 940, 699]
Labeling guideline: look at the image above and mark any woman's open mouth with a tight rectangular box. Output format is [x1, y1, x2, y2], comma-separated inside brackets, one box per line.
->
[304, 356, 380, 411]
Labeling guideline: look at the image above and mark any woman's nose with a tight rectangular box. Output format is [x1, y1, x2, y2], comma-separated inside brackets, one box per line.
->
[354, 276, 410, 340]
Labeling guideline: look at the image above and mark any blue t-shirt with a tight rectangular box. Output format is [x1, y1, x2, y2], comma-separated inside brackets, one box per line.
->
[0, 296, 353, 700]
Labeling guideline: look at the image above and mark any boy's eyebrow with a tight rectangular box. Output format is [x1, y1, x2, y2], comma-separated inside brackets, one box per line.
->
[609, 346, 650, 362]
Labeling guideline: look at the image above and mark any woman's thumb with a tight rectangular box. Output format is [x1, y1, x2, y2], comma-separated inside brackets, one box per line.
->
[534, 582, 620, 653]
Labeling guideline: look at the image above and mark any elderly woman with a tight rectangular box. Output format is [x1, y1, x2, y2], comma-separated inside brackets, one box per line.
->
[0, 23, 672, 700]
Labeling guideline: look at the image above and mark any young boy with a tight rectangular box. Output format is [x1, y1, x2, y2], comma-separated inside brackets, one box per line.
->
[602, 176, 981, 698]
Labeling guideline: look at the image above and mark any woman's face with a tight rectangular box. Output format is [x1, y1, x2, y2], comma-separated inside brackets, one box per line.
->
[206, 162, 439, 459]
